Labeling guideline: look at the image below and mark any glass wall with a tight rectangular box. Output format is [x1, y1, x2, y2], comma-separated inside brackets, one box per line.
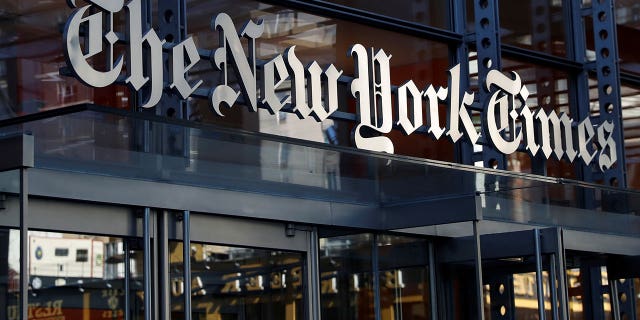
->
[318, 233, 431, 320]
[169, 242, 305, 319]
[2, 231, 144, 320]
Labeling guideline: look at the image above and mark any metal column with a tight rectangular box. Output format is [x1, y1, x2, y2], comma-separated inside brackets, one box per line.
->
[19, 167, 28, 320]
[307, 227, 321, 320]
[591, 0, 627, 187]
[183, 210, 192, 320]
[143, 208, 152, 320]
[473, 0, 506, 169]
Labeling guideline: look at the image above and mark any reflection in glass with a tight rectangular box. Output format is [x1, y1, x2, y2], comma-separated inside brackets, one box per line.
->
[500, 58, 576, 179]
[616, 1, 640, 75]
[2, 231, 143, 320]
[319, 233, 374, 320]
[499, 0, 567, 57]
[169, 242, 304, 320]
[320, 0, 450, 30]
[619, 84, 640, 189]
[377, 235, 431, 320]
[186, 0, 453, 162]
[0, 0, 130, 120]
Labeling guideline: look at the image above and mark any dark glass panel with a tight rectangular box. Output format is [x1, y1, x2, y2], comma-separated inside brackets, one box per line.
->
[499, 0, 568, 57]
[319, 233, 374, 320]
[8, 232, 144, 320]
[500, 58, 575, 178]
[615, 0, 640, 75]
[169, 242, 304, 320]
[186, 0, 454, 162]
[0, 0, 131, 120]
[319, 0, 450, 30]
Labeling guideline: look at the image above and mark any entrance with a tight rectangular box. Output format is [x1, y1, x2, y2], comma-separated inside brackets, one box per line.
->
[166, 213, 317, 320]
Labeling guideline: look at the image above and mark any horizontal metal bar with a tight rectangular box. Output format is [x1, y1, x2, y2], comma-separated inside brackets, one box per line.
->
[263, 0, 463, 44]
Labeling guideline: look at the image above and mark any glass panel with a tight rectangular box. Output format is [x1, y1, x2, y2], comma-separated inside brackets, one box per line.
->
[377, 235, 431, 320]
[500, 0, 568, 57]
[319, 233, 374, 320]
[615, 0, 640, 75]
[169, 242, 304, 319]
[1, 228, 18, 320]
[8, 231, 145, 320]
[501, 58, 575, 178]
[3, 107, 640, 235]
[0, 0, 130, 120]
[318, 0, 450, 30]
[619, 84, 640, 189]
[186, 0, 453, 162]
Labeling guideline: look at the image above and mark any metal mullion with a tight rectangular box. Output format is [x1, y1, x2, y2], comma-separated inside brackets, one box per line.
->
[183, 210, 192, 320]
[124, 238, 131, 320]
[143, 207, 152, 320]
[473, 220, 485, 320]
[428, 242, 438, 320]
[534, 229, 546, 320]
[549, 253, 559, 320]
[306, 227, 321, 320]
[554, 229, 569, 320]
[372, 234, 381, 320]
[19, 167, 28, 320]
[262, 0, 464, 44]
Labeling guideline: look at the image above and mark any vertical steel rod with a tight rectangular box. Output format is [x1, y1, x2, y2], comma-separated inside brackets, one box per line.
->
[158, 211, 170, 319]
[307, 227, 321, 320]
[143, 208, 151, 320]
[611, 280, 621, 320]
[183, 210, 191, 320]
[372, 234, 381, 320]
[534, 229, 546, 320]
[19, 168, 28, 320]
[428, 242, 438, 320]
[555, 229, 569, 320]
[473, 220, 485, 320]
[124, 238, 130, 320]
[549, 253, 559, 320]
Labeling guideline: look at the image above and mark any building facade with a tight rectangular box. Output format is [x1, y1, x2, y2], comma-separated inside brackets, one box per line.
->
[0, 0, 639, 319]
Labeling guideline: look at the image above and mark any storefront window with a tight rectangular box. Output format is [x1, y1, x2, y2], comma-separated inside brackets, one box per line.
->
[499, 0, 568, 57]
[169, 242, 304, 320]
[377, 235, 431, 320]
[319, 233, 375, 320]
[1, 228, 17, 320]
[319, 233, 432, 320]
[4, 231, 143, 320]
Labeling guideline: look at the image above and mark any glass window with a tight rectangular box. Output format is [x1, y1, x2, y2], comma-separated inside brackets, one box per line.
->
[619, 84, 640, 189]
[0, 0, 130, 121]
[1, 228, 18, 320]
[318, 0, 450, 30]
[615, 0, 640, 75]
[377, 235, 431, 320]
[22, 231, 144, 320]
[499, 0, 568, 57]
[500, 58, 576, 178]
[186, 0, 455, 162]
[169, 242, 304, 319]
[319, 233, 374, 320]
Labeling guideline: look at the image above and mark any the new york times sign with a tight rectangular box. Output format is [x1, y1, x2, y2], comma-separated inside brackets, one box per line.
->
[63, 0, 617, 171]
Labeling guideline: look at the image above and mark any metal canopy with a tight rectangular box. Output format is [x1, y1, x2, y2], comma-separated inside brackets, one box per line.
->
[0, 104, 639, 236]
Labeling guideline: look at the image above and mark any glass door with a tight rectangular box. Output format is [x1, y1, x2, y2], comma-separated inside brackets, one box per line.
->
[169, 213, 316, 320]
